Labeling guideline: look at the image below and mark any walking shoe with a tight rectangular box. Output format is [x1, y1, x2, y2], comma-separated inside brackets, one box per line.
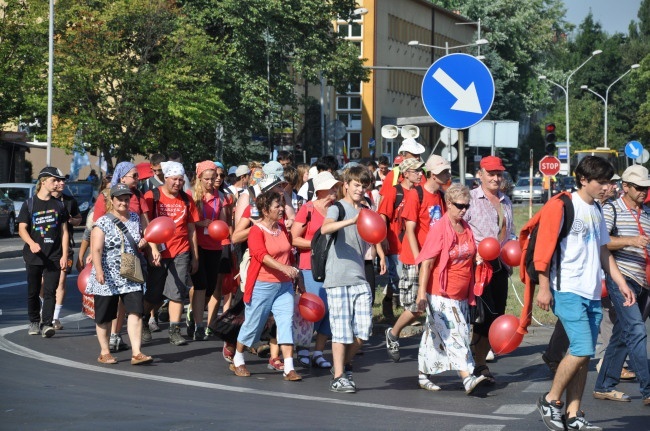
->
[193, 326, 207, 341]
[643, 396, 650, 406]
[205, 327, 214, 338]
[169, 325, 187, 346]
[158, 302, 169, 322]
[463, 375, 487, 395]
[52, 319, 63, 330]
[283, 370, 302, 381]
[41, 325, 55, 338]
[486, 349, 495, 362]
[537, 393, 566, 431]
[267, 357, 284, 372]
[330, 376, 356, 393]
[593, 389, 631, 402]
[229, 363, 251, 377]
[141, 325, 152, 343]
[28, 322, 40, 335]
[344, 363, 356, 388]
[148, 318, 160, 332]
[186, 309, 195, 338]
[385, 327, 400, 362]
[116, 335, 128, 351]
[109, 334, 119, 352]
[566, 411, 602, 431]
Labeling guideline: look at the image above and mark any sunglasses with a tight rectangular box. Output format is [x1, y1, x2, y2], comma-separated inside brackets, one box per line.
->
[628, 183, 649, 192]
[451, 202, 470, 210]
[215, 173, 226, 178]
[124, 174, 139, 179]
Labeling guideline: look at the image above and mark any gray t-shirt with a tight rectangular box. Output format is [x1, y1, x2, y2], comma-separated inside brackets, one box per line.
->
[323, 200, 369, 288]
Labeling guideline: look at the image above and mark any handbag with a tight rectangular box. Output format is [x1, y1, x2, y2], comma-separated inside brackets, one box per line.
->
[212, 292, 246, 344]
[107, 214, 146, 284]
[470, 296, 486, 325]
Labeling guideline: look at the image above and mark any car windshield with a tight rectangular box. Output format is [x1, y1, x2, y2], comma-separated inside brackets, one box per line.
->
[65, 183, 95, 200]
[516, 178, 543, 187]
[2, 187, 31, 202]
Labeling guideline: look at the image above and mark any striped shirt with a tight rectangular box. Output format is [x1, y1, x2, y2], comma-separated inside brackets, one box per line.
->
[464, 187, 515, 247]
[603, 196, 650, 287]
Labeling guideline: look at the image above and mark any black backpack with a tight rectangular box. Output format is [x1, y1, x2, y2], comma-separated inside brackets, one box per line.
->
[310, 201, 344, 282]
[306, 178, 315, 201]
[393, 184, 425, 242]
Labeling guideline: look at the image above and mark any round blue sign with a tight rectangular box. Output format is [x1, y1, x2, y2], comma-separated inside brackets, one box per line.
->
[421, 53, 495, 130]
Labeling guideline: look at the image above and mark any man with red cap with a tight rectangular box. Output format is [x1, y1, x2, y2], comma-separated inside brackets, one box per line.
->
[463, 156, 514, 385]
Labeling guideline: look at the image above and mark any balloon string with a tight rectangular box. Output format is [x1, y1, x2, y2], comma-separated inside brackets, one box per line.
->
[508, 275, 551, 327]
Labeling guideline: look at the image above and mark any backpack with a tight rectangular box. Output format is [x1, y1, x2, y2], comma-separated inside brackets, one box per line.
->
[236, 248, 250, 291]
[603, 201, 619, 236]
[519, 193, 574, 287]
[306, 178, 315, 201]
[393, 184, 424, 242]
[310, 201, 345, 282]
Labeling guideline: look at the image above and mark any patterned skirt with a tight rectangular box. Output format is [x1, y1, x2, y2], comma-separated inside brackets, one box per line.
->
[418, 294, 475, 375]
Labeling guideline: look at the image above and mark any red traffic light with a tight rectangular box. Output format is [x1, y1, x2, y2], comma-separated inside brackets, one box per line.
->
[545, 123, 556, 133]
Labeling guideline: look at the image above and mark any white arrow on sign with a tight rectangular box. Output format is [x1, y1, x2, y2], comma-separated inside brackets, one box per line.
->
[630, 145, 641, 158]
[432, 68, 482, 114]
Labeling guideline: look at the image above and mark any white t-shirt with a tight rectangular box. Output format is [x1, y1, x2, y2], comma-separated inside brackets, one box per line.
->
[550, 192, 610, 300]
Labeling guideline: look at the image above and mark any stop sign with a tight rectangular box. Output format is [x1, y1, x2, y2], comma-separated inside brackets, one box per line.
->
[539, 156, 561, 176]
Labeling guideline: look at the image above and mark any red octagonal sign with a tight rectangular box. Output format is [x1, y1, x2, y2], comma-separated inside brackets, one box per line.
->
[539, 156, 561, 176]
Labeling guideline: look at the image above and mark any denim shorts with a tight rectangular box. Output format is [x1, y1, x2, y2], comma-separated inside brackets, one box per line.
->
[301, 269, 331, 336]
[551, 289, 602, 357]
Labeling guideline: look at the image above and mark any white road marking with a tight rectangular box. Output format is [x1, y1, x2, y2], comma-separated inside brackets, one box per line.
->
[460, 425, 505, 431]
[0, 268, 25, 273]
[0, 315, 517, 422]
[493, 404, 537, 415]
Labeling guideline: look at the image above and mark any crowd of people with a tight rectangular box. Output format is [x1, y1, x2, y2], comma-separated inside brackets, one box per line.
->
[17, 146, 649, 429]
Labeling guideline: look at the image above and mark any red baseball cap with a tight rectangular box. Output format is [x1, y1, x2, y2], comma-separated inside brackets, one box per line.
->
[480, 156, 505, 172]
[393, 156, 404, 166]
[136, 162, 154, 180]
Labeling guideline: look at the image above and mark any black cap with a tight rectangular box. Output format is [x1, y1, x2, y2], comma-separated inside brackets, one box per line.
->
[38, 166, 65, 180]
[110, 183, 134, 198]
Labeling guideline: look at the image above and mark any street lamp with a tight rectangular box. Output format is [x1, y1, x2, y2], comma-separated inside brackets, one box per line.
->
[538, 49, 602, 174]
[580, 63, 640, 148]
[407, 39, 488, 56]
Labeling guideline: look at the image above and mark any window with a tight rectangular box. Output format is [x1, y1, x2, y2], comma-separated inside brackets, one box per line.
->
[337, 96, 362, 111]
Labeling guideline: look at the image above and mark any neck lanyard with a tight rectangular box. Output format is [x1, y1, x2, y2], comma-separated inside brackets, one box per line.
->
[621, 198, 649, 259]
[203, 194, 218, 221]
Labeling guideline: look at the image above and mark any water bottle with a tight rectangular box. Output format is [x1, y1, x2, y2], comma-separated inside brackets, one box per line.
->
[250, 204, 260, 219]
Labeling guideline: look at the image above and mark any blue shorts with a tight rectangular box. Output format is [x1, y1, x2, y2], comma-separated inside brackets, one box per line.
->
[301, 269, 331, 337]
[551, 290, 602, 357]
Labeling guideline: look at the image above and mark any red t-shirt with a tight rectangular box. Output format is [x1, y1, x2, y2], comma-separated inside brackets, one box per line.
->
[144, 188, 200, 258]
[93, 189, 149, 221]
[294, 202, 325, 270]
[377, 183, 416, 255]
[250, 225, 293, 283]
[399, 187, 446, 265]
[379, 169, 403, 196]
[193, 191, 229, 251]
[428, 228, 475, 299]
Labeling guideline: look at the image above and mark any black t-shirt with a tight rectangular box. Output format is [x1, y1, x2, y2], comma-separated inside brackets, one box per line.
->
[60, 194, 80, 247]
[17, 195, 69, 265]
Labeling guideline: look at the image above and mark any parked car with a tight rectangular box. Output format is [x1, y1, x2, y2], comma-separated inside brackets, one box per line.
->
[512, 177, 545, 203]
[63, 181, 97, 225]
[558, 176, 577, 193]
[0, 194, 16, 236]
[501, 171, 514, 200]
[0, 183, 35, 216]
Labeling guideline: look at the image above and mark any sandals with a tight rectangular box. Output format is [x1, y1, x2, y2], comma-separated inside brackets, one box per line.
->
[593, 390, 631, 402]
[620, 367, 636, 380]
[297, 350, 311, 367]
[267, 357, 285, 372]
[312, 354, 332, 369]
[97, 353, 117, 364]
[131, 353, 153, 365]
[418, 379, 441, 391]
[222, 344, 235, 363]
[473, 365, 496, 385]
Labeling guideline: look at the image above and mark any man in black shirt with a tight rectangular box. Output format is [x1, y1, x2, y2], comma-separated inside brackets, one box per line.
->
[17, 167, 70, 337]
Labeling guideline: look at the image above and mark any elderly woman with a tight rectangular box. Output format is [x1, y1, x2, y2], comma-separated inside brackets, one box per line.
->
[187, 161, 231, 341]
[86, 184, 152, 365]
[290, 172, 342, 368]
[414, 184, 487, 394]
[230, 189, 302, 381]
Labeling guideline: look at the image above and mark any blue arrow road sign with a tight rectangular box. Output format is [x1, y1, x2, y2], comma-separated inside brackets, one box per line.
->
[625, 140, 643, 159]
[421, 53, 495, 130]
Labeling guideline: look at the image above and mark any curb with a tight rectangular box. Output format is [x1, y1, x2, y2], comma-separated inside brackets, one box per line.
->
[0, 249, 23, 260]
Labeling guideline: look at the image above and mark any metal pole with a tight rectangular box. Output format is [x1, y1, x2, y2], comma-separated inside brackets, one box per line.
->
[458, 130, 465, 186]
[46, 0, 54, 167]
[320, 71, 326, 156]
[529, 150, 533, 218]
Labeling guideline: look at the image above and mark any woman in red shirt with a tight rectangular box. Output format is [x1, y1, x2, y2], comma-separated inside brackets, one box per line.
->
[229, 190, 302, 381]
[414, 184, 487, 394]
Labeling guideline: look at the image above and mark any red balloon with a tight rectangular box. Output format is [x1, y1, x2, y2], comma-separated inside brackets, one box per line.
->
[208, 220, 229, 241]
[356, 208, 387, 244]
[601, 279, 608, 298]
[144, 216, 175, 244]
[299, 292, 326, 323]
[77, 264, 93, 295]
[478, 237, 501, 261]
[500, 240, 522, 267]
[489, 314, 524, 355]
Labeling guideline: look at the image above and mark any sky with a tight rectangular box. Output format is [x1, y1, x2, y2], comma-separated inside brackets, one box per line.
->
[563, 0, 643, 35]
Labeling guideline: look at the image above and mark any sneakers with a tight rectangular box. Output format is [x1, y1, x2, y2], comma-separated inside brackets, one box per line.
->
[193, 326, 207, 341]
[158, 302, 169, 322]
[148, 318, 160, 332]
[109, 334, 128, 352]
[330, 376, 356, 393]
[486, 349, 495, 362]
[537, 393, 566, 431]
[566, 411, 602, 431]
[186, 309, 195, 338]
[330, 364, 356, 389]
[28, 322, 40, 335]
[41, 325, 55, 338]
[385, 327, 400, 362]
[169, 325, 187, 346]
[463, 375, 487, 395]
[142, 324, 152, 343]
[52, 319, 63, 330]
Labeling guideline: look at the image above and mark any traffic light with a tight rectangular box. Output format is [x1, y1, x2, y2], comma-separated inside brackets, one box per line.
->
[545, 123, 557, 154]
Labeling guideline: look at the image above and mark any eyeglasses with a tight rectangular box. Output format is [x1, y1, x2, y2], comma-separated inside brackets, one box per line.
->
[451, 202, 470, 210]
[628, 183, 649, 192]
[406, 169, 423, 175]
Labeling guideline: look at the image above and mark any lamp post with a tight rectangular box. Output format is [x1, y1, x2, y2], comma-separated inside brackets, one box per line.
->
[46, 0, 54, 166]
[580, 64, 640, 148]
[538, 49, 602, 174]
[407, 39, 488, 56]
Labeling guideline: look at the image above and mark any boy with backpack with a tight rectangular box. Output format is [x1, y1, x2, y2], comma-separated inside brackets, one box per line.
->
[320, 166, 374, 393]
[531, 156, 635, 431]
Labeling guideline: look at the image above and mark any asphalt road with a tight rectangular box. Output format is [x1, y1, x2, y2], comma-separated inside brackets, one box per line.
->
[0, 250, 649, 431]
